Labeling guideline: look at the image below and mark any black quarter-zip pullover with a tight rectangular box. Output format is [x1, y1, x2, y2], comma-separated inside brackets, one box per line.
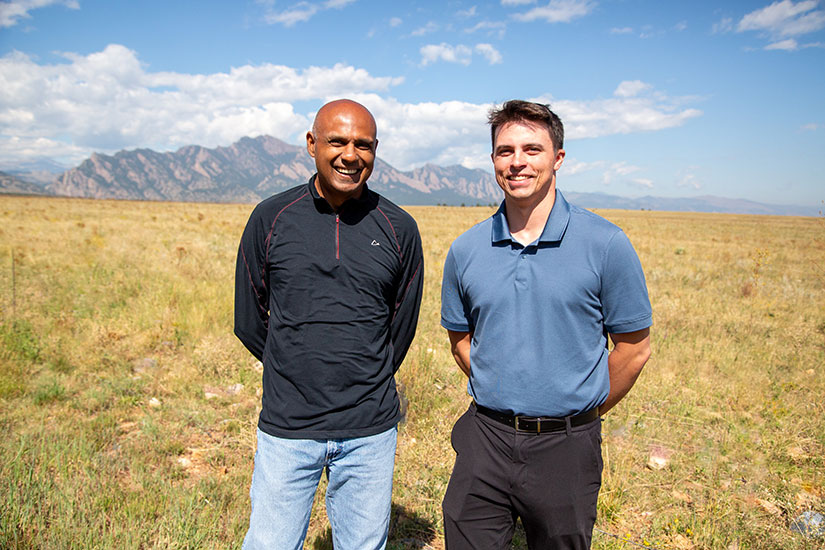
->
[235, 176, 424, 439]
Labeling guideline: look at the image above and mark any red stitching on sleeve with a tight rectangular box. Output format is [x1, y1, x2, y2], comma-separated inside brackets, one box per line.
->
[262, 192, 309, 287]
[392, 258, 422, 321]
[241, 246, 268, 318]
[376, 206, 401, 255]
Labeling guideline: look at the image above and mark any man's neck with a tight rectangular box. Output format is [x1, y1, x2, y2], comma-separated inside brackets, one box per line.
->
[314, 178, 364, 211]
[504, 186, 556, 246]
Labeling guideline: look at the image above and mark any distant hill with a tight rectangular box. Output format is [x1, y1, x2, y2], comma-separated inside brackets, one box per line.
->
[562, 192, 821, 217]
[0, 135, 816, 216]
[0, 171, 50, 196]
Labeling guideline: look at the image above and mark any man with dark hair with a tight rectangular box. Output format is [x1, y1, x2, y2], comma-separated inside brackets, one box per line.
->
[235, 99, 424, 550]
[440, 100, 652, 549]
[487, 99, 565, 153]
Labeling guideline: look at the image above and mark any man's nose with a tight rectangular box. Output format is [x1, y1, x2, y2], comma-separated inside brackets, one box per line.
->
[341, 143, 358, 162]
[511, 149, 528, 168]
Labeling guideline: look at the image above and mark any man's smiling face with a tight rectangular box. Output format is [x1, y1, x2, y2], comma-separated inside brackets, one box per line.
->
[491, 120, 564, 207]
[307, 100, 378, 210]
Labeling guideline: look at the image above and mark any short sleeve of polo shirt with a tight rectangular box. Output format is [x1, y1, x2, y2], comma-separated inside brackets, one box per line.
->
[441, 245, 473, 332]
[600, 230, 652, 334]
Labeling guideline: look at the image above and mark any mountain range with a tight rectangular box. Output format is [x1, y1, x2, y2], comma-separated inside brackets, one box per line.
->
[38, 135, 502, 206]
[1, 135, 819, 217]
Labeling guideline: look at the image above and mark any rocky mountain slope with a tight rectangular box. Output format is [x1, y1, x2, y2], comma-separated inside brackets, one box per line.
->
[46, 135, 501, 205]
[0, 171, 50, 195]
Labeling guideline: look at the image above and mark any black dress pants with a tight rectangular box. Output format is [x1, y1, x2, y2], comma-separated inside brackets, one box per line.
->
[442, 403, 603, 550]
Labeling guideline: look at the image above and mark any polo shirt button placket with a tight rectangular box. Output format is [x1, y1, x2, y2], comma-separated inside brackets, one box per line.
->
[515, 249, 529, 288]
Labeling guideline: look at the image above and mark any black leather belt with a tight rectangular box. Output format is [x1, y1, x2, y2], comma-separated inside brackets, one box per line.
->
[475, 402, 599, 433]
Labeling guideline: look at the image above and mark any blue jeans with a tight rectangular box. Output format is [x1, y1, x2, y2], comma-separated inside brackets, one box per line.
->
[242, 426, 398, 550]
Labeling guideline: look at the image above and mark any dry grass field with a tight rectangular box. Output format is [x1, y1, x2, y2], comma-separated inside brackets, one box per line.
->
[1, 195, 823, 549]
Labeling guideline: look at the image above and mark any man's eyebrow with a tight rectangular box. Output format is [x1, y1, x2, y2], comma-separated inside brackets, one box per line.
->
[495, 142, 545, 151]
[325, 134, 375, 146]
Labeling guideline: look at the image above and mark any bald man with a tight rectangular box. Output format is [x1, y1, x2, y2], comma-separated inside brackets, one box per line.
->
[235, 99, 424, 550]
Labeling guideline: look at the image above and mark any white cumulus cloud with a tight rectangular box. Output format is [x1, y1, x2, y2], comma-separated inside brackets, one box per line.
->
[0, 135, 87, 163]
[561, 158, 603, 175]
[0, 44, 402, 165]
[678, 173, 702, 190]
[411, 21, 439, 36]
[0, 47, 703, 175]
[465, 20, 507, 38]
[475, 43, 503, 64]
[0, 0, 78, 28]
[344, 94, 492, 170]
[602, 162, 640, 185]
[264, 3, 318, 26]
[420, 43, 474, 66]
[533, 84, 702, 140]
[511, 0, 595, 23]
[732, 0, 825, 50]
[262, 0, 355, 26]
[738, 0, 825, 37]
[765, 38, 800, 49]
[613, 80, 652, 98]
[324, 0, 356, 8]
[420, 43, 502, 66]
[712, 17, 734, 34]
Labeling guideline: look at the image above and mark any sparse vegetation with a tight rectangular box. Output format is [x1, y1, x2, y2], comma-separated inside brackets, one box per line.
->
[1, 196, 823, 549]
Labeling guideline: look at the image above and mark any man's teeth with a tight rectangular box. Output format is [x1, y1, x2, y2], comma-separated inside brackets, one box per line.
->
[336, 168, 359, 175]
[509, 175, 531, 180]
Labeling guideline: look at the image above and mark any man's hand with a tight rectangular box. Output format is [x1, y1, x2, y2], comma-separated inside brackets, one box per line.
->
[447, 330, 472, 377]
[599, 328, 651, 415]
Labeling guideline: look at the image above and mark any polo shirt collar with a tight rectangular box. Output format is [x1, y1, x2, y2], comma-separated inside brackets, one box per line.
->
[491, 189, 571, 244]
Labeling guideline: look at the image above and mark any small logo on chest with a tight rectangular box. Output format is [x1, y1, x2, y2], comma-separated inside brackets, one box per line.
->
[371, 240, 380, 246]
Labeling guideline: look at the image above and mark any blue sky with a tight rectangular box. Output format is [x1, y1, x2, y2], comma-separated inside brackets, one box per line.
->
[1, 0, 823, 206]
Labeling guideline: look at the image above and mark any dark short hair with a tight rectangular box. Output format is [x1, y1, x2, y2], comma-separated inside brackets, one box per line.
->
[488, 100, 564, 152]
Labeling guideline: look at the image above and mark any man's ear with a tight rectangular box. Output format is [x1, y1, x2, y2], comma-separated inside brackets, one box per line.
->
[554, 149, 565, 171]
[373, 138, 379, 155]
[306, 131, 316, 158]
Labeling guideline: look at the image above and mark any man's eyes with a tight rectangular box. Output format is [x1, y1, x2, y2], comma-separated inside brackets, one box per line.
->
[496, 147, 542, 156]
[327, 139, 373, 150]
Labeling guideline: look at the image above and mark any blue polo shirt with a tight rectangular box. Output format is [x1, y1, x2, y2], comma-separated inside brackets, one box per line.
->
[441, 190, 652, 417]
